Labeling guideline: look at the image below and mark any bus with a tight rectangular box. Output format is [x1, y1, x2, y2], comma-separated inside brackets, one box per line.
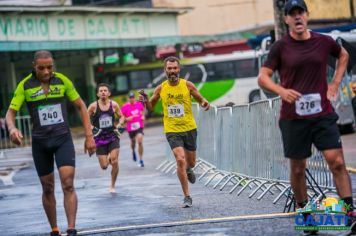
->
[100, 50, 263, 114]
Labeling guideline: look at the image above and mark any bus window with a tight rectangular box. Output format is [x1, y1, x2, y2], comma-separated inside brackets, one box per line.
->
[114, 74, 129, 94]
[204, 63, 214, 80]
[235, 58, 258, 78]
[181, 65, 204, 83]
[151, 68, 165, 87]
[211, 61, 235, 80]
[129, 70, 152, 89]
[152, 68, 164, 79]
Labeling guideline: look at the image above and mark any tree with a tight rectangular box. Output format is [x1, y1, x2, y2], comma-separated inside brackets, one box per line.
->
[273, 0, 287, 41]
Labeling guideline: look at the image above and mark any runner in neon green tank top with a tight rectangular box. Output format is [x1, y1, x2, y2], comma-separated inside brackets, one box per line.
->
[141, 56, 210, 208]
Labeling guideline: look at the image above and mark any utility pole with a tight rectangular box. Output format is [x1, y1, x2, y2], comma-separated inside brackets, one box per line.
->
[350, 0, 355, 23]
[273, 0, 288, 41]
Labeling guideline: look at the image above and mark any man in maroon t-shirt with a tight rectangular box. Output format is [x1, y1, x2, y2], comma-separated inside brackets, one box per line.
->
[258, 0, 355, 234]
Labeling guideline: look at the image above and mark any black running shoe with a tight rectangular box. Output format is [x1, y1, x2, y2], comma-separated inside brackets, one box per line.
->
[303, 230, 319, 235]
[182, 196, 193, 208]
[345, 211, 356, 235]
[50, 231, 61, 236]
[66, 229, 77, 236]
[186, 168, 196, 184]
[302, 213, 318, 235]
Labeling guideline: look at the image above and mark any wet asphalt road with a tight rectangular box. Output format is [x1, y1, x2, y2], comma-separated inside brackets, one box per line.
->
[0, 125, 355, 236]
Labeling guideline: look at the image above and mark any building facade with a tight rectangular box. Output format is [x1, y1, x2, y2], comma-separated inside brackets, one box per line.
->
[152, 0, 356, 36]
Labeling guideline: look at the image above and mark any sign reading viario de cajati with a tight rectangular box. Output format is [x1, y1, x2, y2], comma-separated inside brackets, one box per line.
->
[0, 13, 178, 41]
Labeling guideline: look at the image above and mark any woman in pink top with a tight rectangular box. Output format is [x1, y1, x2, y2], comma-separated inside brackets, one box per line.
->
[121, 92, 145, 167]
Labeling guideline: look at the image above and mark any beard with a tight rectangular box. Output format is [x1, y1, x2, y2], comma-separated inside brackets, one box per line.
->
[167, 73, 179, 83]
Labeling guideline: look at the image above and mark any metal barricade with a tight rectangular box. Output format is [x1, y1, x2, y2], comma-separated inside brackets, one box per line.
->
[196, 106, 217, 166]
[231, 105, 250, 175]
[0, 116, 32, 150]
[157, 98, 337, 204]
[307, 149, 335, 190]
[200, 107, 233, 187]
[0, 116, 32, 186]
[215, 107, 234, 171]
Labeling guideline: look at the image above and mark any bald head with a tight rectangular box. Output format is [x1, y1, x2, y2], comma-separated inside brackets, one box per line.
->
[33, 50, 53, 62]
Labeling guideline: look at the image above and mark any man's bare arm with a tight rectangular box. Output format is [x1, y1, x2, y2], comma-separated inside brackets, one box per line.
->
[332, 47, 349, 87]
[258, 67, 301, 104]
[5, 109, 17, 132]
[72, 98, 96, 156]
[87, 102, 96, 117]
[328, 47, 349, 100]
[113, 102, 125, 126]
[5, 109, 23, 145]
[144, 85, 161, 112]
[186, 81, 210, 110]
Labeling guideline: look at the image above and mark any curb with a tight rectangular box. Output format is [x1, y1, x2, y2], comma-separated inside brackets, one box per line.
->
[347, 166, 356, 174]
[77, 212, 296, 235]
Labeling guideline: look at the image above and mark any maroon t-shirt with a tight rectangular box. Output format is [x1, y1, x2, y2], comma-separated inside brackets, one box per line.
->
[263, 31, 341, 120]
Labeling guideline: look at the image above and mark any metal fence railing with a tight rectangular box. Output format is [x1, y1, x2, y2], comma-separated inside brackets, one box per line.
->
[0, 116, 32, 186]
[0, 116, 32, 150]
[158, 98, 336, 204]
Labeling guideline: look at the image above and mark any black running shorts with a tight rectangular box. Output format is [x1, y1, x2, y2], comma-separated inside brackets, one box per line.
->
[96, 138, 120, 156]
[165, 129, 197, 151]
[32, 132, 75, 177]
[279, 112, 342, 159]
[128, 128, 144, 139]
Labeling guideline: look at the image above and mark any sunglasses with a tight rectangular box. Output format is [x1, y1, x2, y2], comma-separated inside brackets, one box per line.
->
[36, 65, 54, 71]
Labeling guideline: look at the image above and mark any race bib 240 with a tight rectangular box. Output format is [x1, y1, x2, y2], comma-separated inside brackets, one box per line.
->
[38, 104, 64, 126]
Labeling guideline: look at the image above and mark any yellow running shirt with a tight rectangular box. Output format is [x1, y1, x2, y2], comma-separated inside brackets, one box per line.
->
[160, 79, 197, 133]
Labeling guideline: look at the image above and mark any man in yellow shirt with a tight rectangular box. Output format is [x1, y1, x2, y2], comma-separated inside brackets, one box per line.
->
[142, 56, 210, 208]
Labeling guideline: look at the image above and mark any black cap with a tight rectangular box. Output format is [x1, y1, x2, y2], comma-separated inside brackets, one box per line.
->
[128, 92, 135, 98]
[284, 0, 308, 15]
